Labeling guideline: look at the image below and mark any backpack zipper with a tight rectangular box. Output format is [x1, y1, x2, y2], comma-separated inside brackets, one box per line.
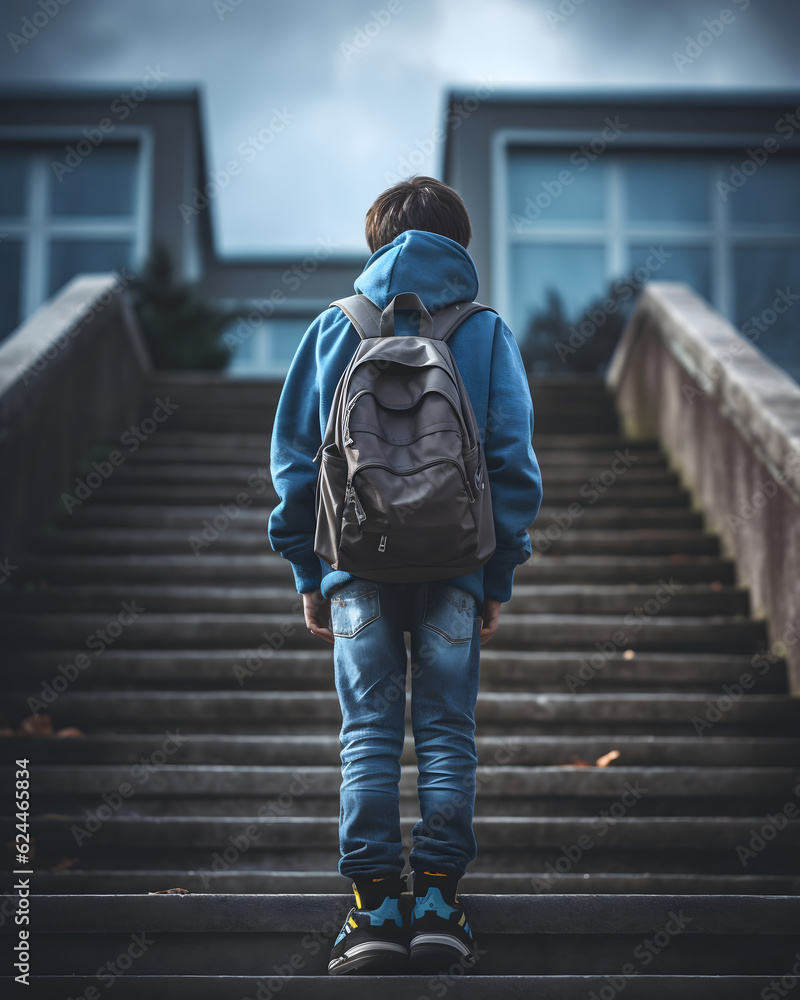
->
[346, 477, 367, 524]
[342, 390, 370, 447]
[353, 458, 475, 504]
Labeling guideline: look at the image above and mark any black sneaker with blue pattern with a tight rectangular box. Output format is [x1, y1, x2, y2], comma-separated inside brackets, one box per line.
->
[327, 874, 409, 976]
[409, 870, 477, 974]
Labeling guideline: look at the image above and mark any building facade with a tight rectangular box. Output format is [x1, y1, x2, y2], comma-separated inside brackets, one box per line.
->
[444, 89, 800, 380]
[2, 88, 798, 381]
[0, 87, 365, 374]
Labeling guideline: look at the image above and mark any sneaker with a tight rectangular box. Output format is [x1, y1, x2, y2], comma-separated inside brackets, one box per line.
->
[327, 876, 409, 976]
[409, 872, 477, 974]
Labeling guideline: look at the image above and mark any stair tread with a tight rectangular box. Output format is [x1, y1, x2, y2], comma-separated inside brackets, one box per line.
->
[4, 893, 798, 933]
[5, 976, 795, 999]
[9, 372, 797, 907]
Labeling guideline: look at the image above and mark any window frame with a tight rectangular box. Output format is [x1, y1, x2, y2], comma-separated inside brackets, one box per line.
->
[0, 125, 152, 328]
[491, 128, 800, 338]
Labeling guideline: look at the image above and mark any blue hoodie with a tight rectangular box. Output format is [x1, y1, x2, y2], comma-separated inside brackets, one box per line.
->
[268, 230, 542, 606]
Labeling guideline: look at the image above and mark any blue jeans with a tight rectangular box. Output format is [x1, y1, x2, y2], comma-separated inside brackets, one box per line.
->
[329, 578, 481, 882]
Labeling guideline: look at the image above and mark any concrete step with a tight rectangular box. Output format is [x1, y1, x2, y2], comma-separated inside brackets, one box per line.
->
[0, 582, 749, 616]
[534, 416, 621, 434]
[99, 462, 680, 488]
[13, 766, 799, 818]
[536, 485, 692, 506]
[535, 448, 666, 465]
[126, 446, 272, 465]
[7, 553, 739, 587]
[533, 434, 661, 451]
[133, 431, 270, 449]
[534, 506, 704, 528]
[527, 530, 720, 556]
[6, 691, 797, 735]
[54, 505, 274, 529]
[124, 430, 660, 454]
[17, 814, 800, 853]
[28, 791, 795, 819]
[6, 649, 783, 693]
[17, 764, 797, 800]
[68, 481, 692, 508]
[1, 611, 767, 652]
[54, 503, 705, 531]
[30, 526, 722, 558]
[523, 555, 736, 583]
[4, 734, 799, 767]
[119, 448, 668, 471]
[146, 410, 276, 432]
[27, 868, 800, 895]
[5, 977, 794, 998]
[90, 463, 273, 485]
[2, 893, 798, 981]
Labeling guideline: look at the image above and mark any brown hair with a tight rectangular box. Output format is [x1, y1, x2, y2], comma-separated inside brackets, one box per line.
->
[364, 176, 472, 253]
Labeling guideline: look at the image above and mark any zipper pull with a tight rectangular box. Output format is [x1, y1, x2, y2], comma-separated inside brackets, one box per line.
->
[378, 535, 387, 553]
[343, 399, 356, 447]
[348, 478, 367, 524]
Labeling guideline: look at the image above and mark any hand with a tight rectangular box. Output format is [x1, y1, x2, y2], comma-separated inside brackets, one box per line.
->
[479, 598, 501, 645]
[303, 589, 334, 643]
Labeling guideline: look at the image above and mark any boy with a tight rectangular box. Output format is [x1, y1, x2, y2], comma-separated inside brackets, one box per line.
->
[268, 176, 542, 975]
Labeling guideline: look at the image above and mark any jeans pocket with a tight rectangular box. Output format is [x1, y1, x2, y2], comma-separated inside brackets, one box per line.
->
[330, 581, 381, 638]
[422, 583, 477, 644]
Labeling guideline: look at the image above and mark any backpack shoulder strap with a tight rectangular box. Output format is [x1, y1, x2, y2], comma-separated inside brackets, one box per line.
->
[431, 301, 497, 343]
[330, 294, 382, 340]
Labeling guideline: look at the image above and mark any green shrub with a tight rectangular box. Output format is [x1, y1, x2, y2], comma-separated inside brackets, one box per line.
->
[130, 245, 233, 370]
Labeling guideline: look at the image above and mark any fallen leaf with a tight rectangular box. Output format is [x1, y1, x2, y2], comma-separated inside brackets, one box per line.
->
[55, 728, 85, 739]
[49, 857, 79, 872]
[148, 887, 191, 894]
[566, 754, 592, 767]
[17, 714, 53, 737]
[596, 750, 621, 767]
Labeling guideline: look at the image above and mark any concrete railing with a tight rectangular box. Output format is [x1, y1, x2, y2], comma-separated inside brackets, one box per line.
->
[0, 273, 151, 557]
[608, 282, 800, 693]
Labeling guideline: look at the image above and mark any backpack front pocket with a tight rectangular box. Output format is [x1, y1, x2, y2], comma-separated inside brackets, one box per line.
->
[337, 459, 479, 574]
[314, 446, 349, 566]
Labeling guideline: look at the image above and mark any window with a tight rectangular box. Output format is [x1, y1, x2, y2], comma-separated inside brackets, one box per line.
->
[501, 147, 800, 382]
[0, 144, 141, 342]
[226, 316, 313, 376]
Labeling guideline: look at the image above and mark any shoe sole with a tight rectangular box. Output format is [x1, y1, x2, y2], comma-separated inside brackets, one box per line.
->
[410, 935, 477, 976]
[328, 942, 409, 976]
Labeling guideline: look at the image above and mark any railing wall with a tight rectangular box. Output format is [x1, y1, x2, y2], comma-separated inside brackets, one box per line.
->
[0, 274, 151, 557]
[608, 282, 800, 693]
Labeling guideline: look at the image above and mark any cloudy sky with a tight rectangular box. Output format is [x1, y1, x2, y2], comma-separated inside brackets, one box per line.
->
[1, 0, 798, 253]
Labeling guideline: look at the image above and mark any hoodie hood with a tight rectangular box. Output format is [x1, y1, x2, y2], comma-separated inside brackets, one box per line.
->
[354, 230, 479, 313]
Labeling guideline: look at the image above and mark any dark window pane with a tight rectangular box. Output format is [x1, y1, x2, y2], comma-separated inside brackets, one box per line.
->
[510, 243, 607, 337]
[508, 150, 607, 229]
[727, 159, 800, 230]
[624, 159, 711, 225]
[227, 317, 312, 375]
[271, 318, 310, 362]
[49, 146, 138, 217]
[48, 239, 133, 296]
[0, 238, 22, 341]
[627, 244, 712, 302]
[733, 247, 800, 384]
[0, 151, 28, 217]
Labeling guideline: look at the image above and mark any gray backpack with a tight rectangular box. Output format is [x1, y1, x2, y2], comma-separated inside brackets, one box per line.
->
[313, 292, 497, 582]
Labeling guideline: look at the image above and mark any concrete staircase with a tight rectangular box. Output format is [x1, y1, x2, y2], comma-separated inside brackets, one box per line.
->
[2, 372, 799, 994]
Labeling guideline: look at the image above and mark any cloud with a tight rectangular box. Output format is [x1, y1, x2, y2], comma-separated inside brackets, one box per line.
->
[0, 0, 797, 251]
